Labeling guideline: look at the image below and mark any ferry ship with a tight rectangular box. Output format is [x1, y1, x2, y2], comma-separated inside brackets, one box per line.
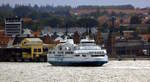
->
[47, 37, 108, 66]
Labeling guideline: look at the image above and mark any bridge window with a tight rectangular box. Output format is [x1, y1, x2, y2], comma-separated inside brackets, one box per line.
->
[75, 55, 80, 57]
[53, 52, 55, 54]
[49, 52, 51, 54]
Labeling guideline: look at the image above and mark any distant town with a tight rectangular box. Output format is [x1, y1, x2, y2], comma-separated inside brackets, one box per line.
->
[0, 4, 150, 61]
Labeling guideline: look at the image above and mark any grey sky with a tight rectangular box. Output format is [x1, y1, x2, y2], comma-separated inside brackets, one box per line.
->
[0, 0, 149, 8]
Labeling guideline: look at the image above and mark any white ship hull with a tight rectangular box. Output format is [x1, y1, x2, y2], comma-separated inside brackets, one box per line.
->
[48, 54, 108, 66]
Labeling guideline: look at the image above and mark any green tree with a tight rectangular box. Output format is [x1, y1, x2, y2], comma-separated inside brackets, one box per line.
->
[13, 6, 32, 17]
[64, 17, 77, 27]
[77, 17, 98, 27]
[42, 17, 63, 27]
[130, 15, 142, 24]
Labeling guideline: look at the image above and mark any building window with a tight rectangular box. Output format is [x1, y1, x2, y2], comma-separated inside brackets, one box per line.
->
[34, 49, 37, 52]
[38, 48, 41, 52]
[24, 42, 26, 44]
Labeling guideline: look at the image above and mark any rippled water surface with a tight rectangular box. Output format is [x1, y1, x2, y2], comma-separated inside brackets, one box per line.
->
[0, 61, 150, 82]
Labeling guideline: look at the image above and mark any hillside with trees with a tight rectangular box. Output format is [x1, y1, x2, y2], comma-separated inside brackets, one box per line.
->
[0, 4, 150, 33]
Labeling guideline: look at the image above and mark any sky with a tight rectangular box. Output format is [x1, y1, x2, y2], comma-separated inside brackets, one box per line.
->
[0, 0, 149, 8]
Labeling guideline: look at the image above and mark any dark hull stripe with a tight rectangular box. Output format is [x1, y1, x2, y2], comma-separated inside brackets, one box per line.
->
[48, 61, 108, 66]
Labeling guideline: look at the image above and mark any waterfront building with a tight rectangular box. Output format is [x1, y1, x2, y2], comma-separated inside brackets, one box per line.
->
[21, 38, 44, 59]
[115, 40, 143, 58]
[5, 17, 23, 36]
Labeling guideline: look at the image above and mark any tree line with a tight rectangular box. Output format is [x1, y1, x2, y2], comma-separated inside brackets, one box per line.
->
[0, 4, 150, 33]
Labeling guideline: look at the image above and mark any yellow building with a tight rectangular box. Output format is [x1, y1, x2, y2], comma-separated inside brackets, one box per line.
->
[21, 38, 44, 59]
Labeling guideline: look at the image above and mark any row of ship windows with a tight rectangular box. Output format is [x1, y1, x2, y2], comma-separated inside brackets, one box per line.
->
[49, 52, 73, 54]
[76, 52, 105, 55]
[88, 52, 105, 54]
[75, 54, 105, 57]
[54, 54, 105, 57]
[49, 52, 104, 54]
[49, 51, 105, 55]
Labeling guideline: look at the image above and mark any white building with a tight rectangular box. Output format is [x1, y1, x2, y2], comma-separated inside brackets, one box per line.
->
[5, 18, 23, 36]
